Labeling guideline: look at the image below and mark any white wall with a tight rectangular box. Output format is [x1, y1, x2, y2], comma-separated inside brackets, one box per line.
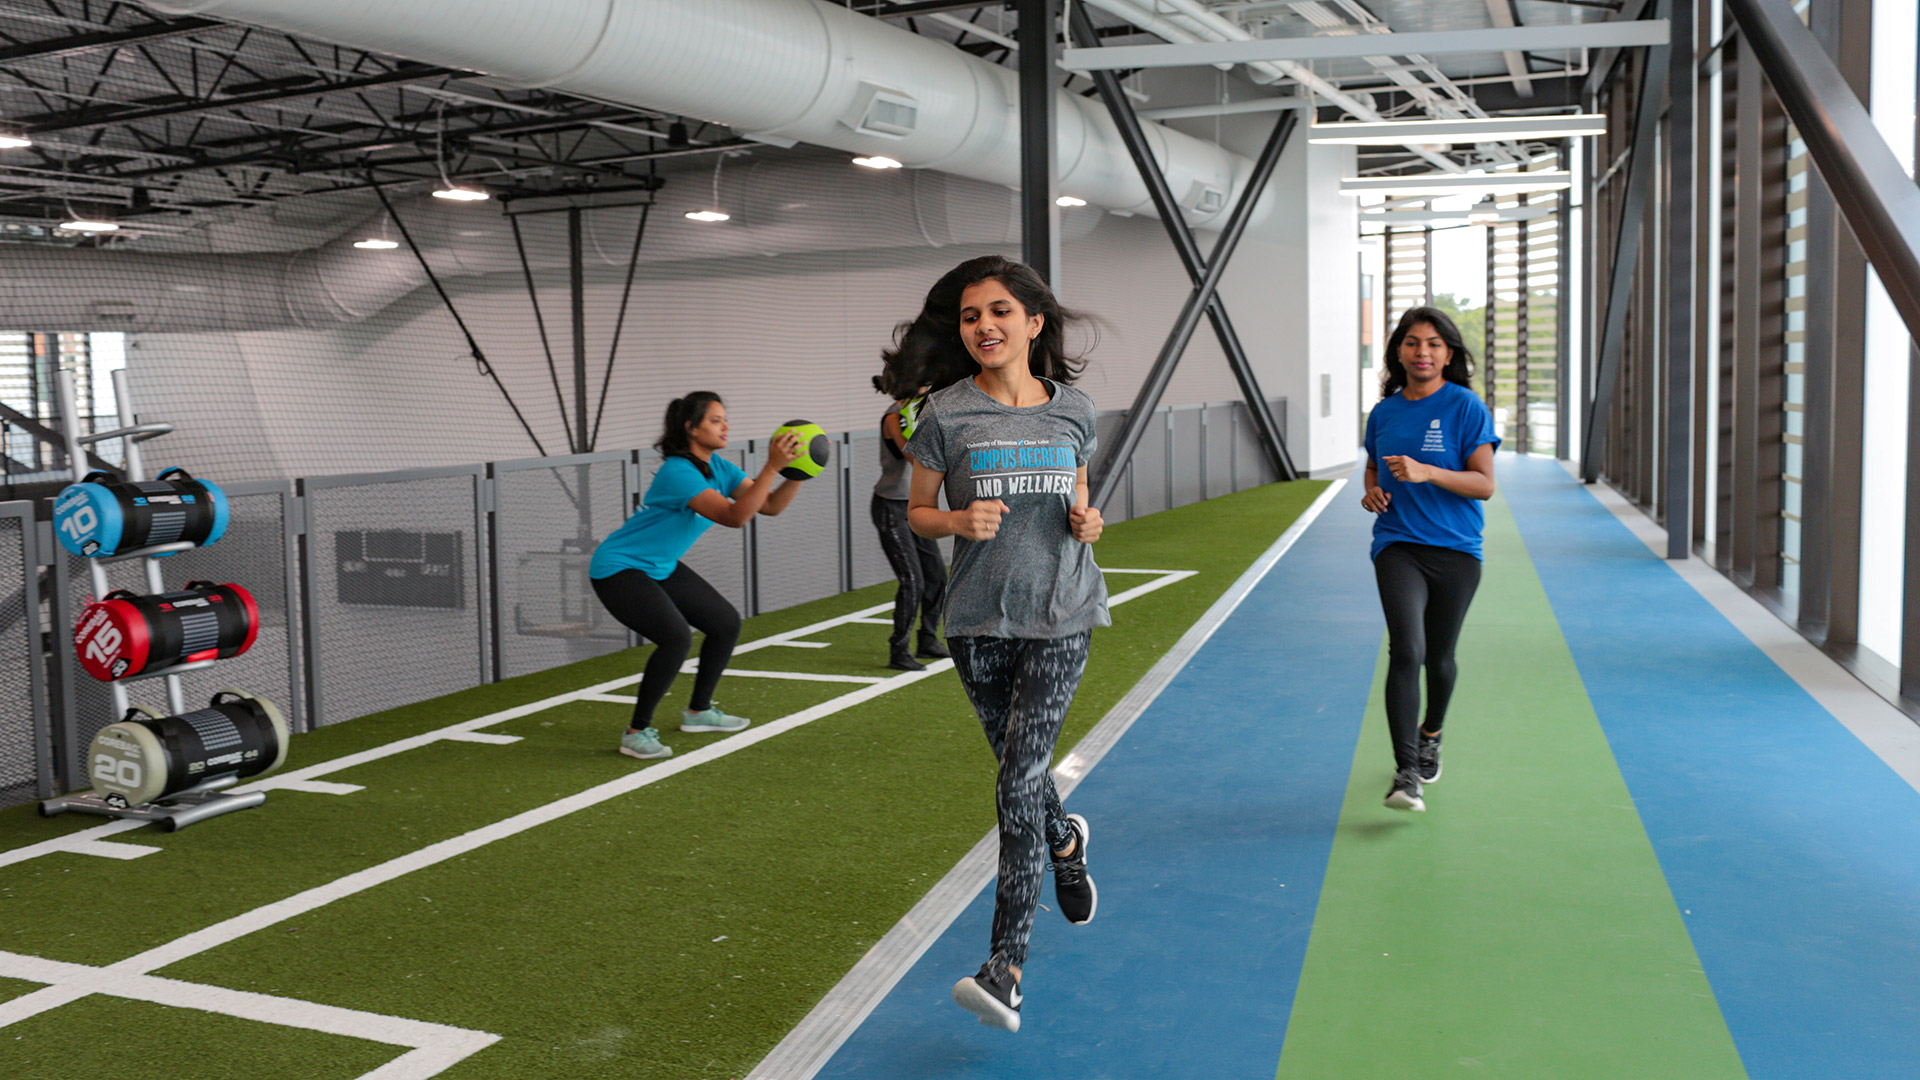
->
[125, 214, 1264, 482]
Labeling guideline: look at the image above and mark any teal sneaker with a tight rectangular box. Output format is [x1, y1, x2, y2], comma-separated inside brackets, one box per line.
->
[619, 727, 671, 759]
[681, 705, 750, 733]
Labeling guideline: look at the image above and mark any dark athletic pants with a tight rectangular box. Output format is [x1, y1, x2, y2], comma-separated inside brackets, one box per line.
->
[949, 632, 1090, 968]
[1373, 541, 1482, 772]
[590, 564, 740, 732]
[870, 495, 947, 649]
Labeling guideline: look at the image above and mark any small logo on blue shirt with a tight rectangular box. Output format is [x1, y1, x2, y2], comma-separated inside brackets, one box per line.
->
[1429, 419, 1441, 428]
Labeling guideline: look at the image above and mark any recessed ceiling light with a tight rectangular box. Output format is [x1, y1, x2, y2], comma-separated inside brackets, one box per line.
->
[685, 210, 731, 222]
[852, 155, 903, 170]
[1338, 171, 1573, 197]
[1056, 195, 1088, 207]
[1310, 115, 1608, 145]
[432, 186, 489, 202]
[353, 238, 400, 249]
[60, 219, 120, 233]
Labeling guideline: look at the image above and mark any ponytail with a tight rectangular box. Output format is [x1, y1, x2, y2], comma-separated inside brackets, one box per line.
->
[654, 391, 723, 475]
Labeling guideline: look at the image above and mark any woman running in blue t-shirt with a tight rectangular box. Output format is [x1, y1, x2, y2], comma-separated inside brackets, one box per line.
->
[1361, 306, 1500, 812]
[589, 392, 805, 761]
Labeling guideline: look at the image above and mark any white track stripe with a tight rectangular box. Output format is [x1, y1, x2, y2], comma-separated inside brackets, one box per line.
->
[440, 732, 522, 745]
[707, 669, 889, 684]
[273, 780, 364, 795]
[4, 602, 903, 867]
[1104, 569, 1198, 607]
[0, 950, 498, 1077]
[63, 839, 160, 859]
[0, 563, 1203, 1073]
[745, 479, 1348, 1080]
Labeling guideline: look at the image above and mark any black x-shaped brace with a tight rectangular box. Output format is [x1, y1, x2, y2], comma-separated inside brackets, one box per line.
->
[1068, 6, 1301, 510]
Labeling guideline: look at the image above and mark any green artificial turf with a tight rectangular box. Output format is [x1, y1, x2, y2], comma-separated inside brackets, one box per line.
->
[0, 479, 1327, 1080]
[1274, 493, 1747, 1080]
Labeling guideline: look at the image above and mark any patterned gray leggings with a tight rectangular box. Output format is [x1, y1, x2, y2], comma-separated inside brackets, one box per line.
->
[948, 631, 1092, 967]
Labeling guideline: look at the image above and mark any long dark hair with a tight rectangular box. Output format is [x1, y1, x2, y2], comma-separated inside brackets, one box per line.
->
[1381, 305, 1475, 399]
[875, 255, 1091, 397]
[655, 391, 723, 475]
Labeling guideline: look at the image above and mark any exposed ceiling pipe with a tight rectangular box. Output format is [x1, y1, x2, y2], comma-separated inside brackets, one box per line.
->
[0, 158, 1103, 333]
[141, 0, 1254, 227]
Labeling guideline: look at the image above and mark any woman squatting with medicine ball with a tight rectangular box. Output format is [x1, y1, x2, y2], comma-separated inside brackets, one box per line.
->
[588, 392, 806, 761]
[878, 254, 1109, 1032]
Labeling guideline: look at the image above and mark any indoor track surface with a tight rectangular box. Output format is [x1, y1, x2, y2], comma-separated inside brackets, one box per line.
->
[812, 454, 1920, 1080]
[4, 459, 1918, 1080]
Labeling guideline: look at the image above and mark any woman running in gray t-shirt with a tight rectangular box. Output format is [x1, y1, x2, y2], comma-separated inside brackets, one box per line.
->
[880, 254, 1111, 1033]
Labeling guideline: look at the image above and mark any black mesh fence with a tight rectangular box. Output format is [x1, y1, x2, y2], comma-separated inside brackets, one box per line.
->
[302, 467, 489, 728]
[6, 397, 1290, 805]
[0, 505, 46, 806]
[493, 452, 634, 681]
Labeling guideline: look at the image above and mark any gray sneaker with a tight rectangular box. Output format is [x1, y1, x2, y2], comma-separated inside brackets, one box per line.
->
[619, 727, 671, 760]
[1416, 732, 1442, 784]
[681, 705, 750, 733]
[1384, 768, 1425, 811]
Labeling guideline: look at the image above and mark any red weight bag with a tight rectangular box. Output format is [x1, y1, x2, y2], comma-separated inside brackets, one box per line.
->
[74, 581, 259, 682]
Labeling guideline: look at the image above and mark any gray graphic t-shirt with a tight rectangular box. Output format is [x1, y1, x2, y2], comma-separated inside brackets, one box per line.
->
[904, 376, 1111, 639]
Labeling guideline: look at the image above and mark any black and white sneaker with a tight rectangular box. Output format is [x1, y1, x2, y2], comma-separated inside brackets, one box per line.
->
[1050, 814, 1097, 925]
[952, 960, 1022, 1031]
[1416, 732, 1442, 784]
[1384, 768, 1426, 812]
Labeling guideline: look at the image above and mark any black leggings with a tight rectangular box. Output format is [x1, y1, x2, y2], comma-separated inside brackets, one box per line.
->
[870, 495, 946, 647]
[1373, 542, 1482, 772]
[949, 632, 1090, 968]
[590, 564, 741, 731]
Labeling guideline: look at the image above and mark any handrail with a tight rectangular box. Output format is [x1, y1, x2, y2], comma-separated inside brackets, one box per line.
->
[1725, 0, 1920, 347]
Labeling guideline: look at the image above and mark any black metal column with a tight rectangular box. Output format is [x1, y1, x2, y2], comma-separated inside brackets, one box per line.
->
[1019, 0, 1061, 288]
[1067, 5, 1297, 497]
[569, 207, 588, 455]
[1556, 141, 1574, 461]
[1663, 0, 1694, 559]
[1582, 0, 1670, 482]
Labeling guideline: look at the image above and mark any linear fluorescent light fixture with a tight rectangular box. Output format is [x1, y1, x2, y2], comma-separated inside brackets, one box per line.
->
[852, 155, 903, 169]
[1339, 172, 1573, 197]
[432, 185, 489, 202]
[353, 238, 400, 250]
[0, 134, 30, 149]
[684, 210, 731, 222]
[60, 219, 120, 233]
[1310, 115, 1606, 145]
[1056, 196, 1087, 207]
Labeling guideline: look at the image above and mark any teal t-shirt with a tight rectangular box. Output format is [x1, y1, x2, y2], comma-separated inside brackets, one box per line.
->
[1363, 380, 1501, 561]
[590, 454, 748, 581]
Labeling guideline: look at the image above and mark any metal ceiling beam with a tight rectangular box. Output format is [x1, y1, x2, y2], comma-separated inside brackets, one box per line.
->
[1482, 0, 1536, 97]
[0, 17, 222, 64]
[1062, 20, 1669, 69]
[1581, 2, 1669, 481]
[1066, 5, 1297, 498]
[20, 64, 462, 135]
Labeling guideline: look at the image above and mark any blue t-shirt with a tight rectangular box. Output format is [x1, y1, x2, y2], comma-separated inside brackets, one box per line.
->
[1363, 380, 1501, 561]
[589, 454, 749, 580]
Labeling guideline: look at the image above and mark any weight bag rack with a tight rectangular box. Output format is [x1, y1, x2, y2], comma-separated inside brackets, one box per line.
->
[38, 369, 281, 831]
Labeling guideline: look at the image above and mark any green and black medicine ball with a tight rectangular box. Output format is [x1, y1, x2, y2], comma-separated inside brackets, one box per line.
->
[772, 420, 831, 480]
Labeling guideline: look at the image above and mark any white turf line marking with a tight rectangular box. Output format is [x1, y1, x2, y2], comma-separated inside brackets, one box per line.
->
[1562, 461, 1920, 794]
[0, 600, 900, 869]
[745, 479, 1349, 1080]
[0, 566, 1201, 1077]
[0, 949, 499, 1077]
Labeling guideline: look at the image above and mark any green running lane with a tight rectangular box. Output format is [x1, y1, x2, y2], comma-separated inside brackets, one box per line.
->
[1275, 493, 1749, 1080]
